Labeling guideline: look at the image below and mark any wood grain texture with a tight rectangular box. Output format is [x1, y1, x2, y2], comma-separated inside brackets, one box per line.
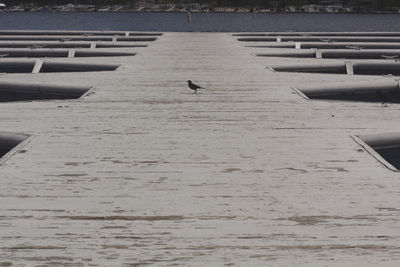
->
[0, 32, 399, 266]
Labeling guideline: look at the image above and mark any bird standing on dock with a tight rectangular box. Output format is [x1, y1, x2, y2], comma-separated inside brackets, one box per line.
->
[187, 80, 204, 94]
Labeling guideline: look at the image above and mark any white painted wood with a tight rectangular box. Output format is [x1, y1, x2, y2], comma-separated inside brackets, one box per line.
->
[346, 60, 354, 74]
[0, 32, 400, 266]
[31, 58, 43, 73]
[315, 49, 322, 58]
[67, 49, 75, 58]
[351, 134, 399, 172]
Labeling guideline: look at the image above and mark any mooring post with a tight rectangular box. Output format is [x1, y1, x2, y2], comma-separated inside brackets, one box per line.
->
[251, 8, 256, 19]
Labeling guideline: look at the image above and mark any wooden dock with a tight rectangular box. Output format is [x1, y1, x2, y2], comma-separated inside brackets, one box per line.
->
[1, 32, 400, 266]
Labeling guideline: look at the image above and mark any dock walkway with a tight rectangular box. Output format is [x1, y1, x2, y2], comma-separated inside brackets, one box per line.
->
[0, 32, 399, 266]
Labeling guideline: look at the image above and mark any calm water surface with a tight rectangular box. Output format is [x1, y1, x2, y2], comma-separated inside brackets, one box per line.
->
[0, 12, 399, 32]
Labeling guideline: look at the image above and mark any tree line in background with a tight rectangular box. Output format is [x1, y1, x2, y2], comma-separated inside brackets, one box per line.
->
[1, 0, 399, 10]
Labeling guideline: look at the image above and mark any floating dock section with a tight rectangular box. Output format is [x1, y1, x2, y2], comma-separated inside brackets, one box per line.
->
[0, 31, 400, 266]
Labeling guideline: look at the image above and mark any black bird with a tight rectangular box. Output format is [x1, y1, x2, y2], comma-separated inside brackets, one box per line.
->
[187, 80, 204, 94]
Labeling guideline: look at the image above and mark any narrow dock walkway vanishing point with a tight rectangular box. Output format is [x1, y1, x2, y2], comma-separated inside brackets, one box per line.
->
[1, 31, 400, 266]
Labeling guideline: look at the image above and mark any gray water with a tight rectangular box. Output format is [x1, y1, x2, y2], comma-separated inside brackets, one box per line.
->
[0, 12, 399, 32]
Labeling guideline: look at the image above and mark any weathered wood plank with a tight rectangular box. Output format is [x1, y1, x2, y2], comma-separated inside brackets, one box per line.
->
[0, 32, 399, 266]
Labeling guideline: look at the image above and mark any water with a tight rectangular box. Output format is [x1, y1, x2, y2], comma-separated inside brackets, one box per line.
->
[0, 12, 399, 32]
